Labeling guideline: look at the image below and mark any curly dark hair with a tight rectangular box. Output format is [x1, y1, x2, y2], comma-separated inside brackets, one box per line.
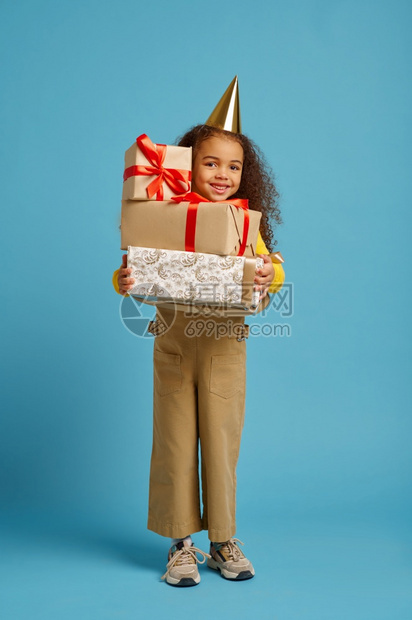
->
[176, 124, 282, 251]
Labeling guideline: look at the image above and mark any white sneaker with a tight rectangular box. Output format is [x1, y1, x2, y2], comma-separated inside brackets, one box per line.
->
[162, 540, 210, 587]
[207, 538, 255, 580]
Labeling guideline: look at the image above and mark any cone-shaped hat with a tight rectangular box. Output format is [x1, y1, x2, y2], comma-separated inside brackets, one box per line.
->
[205, 76, 242, 133]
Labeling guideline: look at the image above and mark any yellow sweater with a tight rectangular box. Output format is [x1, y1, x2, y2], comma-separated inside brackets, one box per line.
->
[112, 232, 285, 295]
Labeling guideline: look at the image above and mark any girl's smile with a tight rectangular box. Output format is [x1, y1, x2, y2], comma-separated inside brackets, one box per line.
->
[191, 135, 244, 201]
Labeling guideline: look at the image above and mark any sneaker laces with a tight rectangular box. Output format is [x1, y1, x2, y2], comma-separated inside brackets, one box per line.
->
[218, 538, 245, 561]
[161, 545, 211, 581]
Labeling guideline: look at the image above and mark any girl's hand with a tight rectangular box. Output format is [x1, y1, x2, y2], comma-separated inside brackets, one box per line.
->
[254, 254, 274, 300]
[118, 254, 135, 295]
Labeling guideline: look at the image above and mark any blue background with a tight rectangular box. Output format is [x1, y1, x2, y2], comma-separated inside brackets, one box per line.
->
[1, 0, 411, 618]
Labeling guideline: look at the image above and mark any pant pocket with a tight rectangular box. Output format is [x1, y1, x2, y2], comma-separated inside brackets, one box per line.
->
[210, 353, 245, 399]
[154, 349, 182, 396]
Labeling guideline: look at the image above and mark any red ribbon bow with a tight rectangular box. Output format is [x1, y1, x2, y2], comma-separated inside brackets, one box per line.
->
[171, 192, 250, 256]
[123, 134, 191, 200]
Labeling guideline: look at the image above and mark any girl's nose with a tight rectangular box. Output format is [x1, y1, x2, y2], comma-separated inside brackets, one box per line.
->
[215, 168, 228, 179]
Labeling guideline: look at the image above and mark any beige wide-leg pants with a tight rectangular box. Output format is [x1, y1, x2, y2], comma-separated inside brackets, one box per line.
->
[147, 308, 247, 542]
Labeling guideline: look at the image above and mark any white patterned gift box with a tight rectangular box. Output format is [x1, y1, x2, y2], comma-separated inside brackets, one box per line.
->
[127, 246, 264, 310]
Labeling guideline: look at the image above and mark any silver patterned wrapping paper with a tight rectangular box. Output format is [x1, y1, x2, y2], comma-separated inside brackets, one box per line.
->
[127, 246, 263, 310]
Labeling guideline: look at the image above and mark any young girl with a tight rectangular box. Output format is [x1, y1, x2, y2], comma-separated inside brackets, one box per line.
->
[113, 122, 284, 587]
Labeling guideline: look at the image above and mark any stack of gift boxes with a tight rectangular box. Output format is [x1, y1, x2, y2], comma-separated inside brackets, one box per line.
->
[121, 134, 264, 312]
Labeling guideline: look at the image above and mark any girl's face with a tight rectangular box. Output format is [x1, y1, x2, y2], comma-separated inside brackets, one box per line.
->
[191, 135, 244, 201]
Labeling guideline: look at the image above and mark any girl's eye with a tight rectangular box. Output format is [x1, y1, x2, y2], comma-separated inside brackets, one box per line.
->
[230, 165, 240, 171]
[205, 161, 217, 167]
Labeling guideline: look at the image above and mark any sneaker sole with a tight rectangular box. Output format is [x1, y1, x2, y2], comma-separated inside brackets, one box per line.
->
[166, 575, 200, 587]
[207, 558, 255, 580]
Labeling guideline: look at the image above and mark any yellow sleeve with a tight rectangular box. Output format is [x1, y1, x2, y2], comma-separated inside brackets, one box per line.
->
[256, 232, 285, 294]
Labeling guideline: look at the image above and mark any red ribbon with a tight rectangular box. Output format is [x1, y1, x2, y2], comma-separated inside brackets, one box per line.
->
[123, 134, 191, 200]
[171, 192, 250, 256]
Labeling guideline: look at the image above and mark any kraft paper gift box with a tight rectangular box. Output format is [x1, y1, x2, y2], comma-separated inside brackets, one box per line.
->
[122, 134, 192, 201]
[127, 246, 264, 311]
[121, 199, 262, 258]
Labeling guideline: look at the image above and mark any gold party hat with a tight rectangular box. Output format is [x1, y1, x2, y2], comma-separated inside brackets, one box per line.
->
[205, 76, 242, 133]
